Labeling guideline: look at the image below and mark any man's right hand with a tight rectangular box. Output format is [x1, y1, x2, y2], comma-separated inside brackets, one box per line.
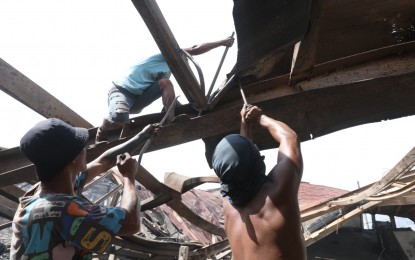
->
[244, 105, 263, 123]
[222, 35, 235, 47]
[116, 152, 138, 181]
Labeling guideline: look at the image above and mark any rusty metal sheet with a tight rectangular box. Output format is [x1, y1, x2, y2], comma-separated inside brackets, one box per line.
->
[232, 0, 311, 73]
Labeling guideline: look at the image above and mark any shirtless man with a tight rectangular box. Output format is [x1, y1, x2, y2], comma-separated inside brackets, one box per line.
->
[212, 105, 306, 260]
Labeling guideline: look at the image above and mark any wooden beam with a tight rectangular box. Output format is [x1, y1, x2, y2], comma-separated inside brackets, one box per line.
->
[0, 165, 37, 188]
[113, 235, 201, 258]
[131, 0, 207, 110]
[379, 195, 415, 206]
[301, 170, 415, 222]
[0, 185, 25, 203]
[0, 197, 18, 220]
[0, 126, 109, 176]
[3, 52, 415, 183]
[3, 50, 414, 176]
[0, 58, 92, 128]
[128, 165, 225, 236]
[164, 172, 219, 194]
[0, 146, 31, 175]
[304, 201, 381, 246]
[192, 239, 230, 259]
[330, 147, 415, 206]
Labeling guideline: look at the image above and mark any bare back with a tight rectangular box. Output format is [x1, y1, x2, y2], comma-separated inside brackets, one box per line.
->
[224, 153, 306, 260]
[220, 109, 306, 259]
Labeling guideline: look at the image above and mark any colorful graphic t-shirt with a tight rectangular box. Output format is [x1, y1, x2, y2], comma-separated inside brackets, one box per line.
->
[10, 172, 126, 259]
[112, 53, 171, 95]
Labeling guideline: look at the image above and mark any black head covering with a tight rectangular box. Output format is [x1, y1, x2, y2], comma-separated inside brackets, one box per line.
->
[212, 134, 266, 206]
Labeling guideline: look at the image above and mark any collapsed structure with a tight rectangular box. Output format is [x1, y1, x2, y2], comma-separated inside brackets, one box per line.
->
[1, 0, 415, 258]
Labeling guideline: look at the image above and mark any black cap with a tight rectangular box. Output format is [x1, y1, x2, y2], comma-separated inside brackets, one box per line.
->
[20, 118, 89, 181]
[212, 134, 266, 206]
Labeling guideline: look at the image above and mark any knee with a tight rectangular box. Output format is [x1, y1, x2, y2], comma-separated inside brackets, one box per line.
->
[159, 78, 173, 92]
[108, 109, 129, 125]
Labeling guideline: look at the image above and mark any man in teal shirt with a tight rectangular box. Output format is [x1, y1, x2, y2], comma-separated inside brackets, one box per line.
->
[96, 36, 234, 143]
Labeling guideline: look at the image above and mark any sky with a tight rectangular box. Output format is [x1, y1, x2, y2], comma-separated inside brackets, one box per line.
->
[1, 0, 415, 193]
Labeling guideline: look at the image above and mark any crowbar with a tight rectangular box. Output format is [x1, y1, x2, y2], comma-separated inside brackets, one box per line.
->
[137, 96, 179, 164]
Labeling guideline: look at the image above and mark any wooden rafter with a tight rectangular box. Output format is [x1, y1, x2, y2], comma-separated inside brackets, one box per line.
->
[2, 51, 415, 184]
[0, 58, 92, 128]
[304, 201, 382, 247]
[130, 0, 207, 110]
[330, 147, 415, 206]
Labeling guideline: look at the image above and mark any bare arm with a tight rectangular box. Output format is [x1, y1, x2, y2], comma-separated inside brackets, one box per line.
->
[182, 36, 234, 56]
[259, 115, 303, 174]
[115, 153, 141, 235]
[86, 124, 159, 183]
[245, 106, 303, 184]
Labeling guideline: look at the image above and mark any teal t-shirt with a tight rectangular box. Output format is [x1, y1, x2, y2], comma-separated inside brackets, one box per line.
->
[113, 53, 171, 95]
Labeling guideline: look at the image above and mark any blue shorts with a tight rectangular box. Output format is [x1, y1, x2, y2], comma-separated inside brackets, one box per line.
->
[107, 81, 162, 123]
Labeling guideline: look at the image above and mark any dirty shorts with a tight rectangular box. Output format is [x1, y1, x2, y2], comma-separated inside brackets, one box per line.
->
[107, 81, 162, 123]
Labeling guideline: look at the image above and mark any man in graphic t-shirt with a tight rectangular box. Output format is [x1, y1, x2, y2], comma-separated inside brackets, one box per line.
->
[11, 118, 158, 259]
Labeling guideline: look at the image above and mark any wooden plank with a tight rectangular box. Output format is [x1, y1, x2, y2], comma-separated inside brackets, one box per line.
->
[0, 165, 37, 188]
[0, 185, 25, 203]
[0, 146, 31, 174]
[191, 239, 230, 258]
[140, 194, 172, 211]
[304, 201, 381, 246]
[132, 165, 225, 236]
[130, 0, 207, 110]
[0, 201, 17, 220]
[379, 195, 415, 206]
[164, 172, 219, 194]
[301, 171, 415, 223]
[0, 222, 12, 230]
[0, 58, 92, 128]
[330, 146, 415, 206]
[113, 236, 201, 258]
